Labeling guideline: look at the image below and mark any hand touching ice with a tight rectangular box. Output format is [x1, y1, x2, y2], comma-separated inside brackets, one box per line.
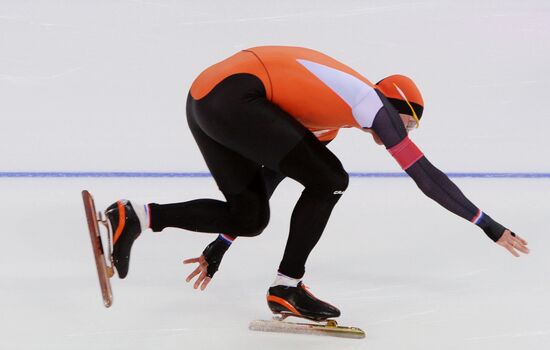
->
[497, 229, 529, 257]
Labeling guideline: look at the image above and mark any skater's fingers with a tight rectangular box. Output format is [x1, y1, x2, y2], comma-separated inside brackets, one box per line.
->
[183, 257, 201, 264]
[194, 271, 207, 289]
[503, 243, 520, 257]
[498, 230, 515, 244]
[506, 232, 528, 247]
[516, 235, 528, 246]
[498, 233, 517, 247]
[186, 266, 202, 282]
[511, 239, 530, 254]
[496, 230, 529, 257]
[500, 233, 529, 255]
[200, 277, 211, 291]
[515, 244, 530, 254]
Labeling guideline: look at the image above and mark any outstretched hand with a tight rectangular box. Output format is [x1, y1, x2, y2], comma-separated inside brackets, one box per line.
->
[183, 256, 212, 291]
[496, 230, 529, 257]
[183, 236, 231, 291]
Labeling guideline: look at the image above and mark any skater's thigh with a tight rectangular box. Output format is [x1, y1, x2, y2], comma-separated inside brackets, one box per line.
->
[261, 166, 286, 199]
[187, 107, 261, 195]
[190, 74, 309, 172]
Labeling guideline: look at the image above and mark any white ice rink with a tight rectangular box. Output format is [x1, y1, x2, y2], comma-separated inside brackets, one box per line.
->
[1, 1, 550, 349]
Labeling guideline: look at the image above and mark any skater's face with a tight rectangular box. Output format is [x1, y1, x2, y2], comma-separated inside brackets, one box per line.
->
[400, 114, 417, 133]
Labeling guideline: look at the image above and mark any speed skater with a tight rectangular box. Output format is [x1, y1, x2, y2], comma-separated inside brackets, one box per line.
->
[103, 46, 529, 321]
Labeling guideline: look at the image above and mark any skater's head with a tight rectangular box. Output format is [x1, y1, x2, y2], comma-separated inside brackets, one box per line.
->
[376, 75, 424, 132]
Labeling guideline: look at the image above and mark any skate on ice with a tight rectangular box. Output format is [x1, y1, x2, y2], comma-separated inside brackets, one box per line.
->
[249, 282, 365, 339]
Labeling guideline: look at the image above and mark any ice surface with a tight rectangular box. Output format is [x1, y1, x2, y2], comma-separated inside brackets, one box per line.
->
[1, 178, 549, 350]
[1, 0, 549, 349]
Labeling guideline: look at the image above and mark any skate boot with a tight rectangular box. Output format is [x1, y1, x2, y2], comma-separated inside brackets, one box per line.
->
[104, 200, 142, 279]
[267, 282, 340, 321]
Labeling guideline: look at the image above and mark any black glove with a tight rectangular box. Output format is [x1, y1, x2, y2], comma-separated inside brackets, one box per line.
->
[477, 213, 507, 242]
[202, 236, 232, 278]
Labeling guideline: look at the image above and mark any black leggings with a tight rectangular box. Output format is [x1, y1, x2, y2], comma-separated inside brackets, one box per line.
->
[149, 74, 348, 278]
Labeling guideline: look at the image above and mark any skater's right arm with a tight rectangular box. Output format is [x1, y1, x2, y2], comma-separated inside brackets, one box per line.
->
[366, 97, 529, 256]
[183, 234, 234, 290]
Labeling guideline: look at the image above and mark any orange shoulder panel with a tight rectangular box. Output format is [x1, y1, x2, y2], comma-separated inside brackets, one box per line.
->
[190, 50, 272, 100]
[247, 46, 374, 87]
[246, 46, 374, 130]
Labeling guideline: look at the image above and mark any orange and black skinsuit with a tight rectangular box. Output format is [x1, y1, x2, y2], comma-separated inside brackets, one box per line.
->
[148, 46, 507, 279]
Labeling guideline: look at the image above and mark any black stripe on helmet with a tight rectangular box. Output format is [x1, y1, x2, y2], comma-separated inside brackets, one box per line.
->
[387, 98, 424, 119]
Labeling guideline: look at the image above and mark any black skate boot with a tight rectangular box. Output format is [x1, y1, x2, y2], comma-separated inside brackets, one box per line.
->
[267, 282, 340, 321]
[104, 200, 142, 279]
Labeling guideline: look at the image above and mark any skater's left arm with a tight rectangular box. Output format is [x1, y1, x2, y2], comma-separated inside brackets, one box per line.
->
[183, 234, 234, 290]
[368, 100, 528, 256]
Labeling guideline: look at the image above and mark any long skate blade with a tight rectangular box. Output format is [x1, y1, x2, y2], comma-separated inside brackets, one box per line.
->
[249, 319, 365, 339]
[82, 190, 114, 308]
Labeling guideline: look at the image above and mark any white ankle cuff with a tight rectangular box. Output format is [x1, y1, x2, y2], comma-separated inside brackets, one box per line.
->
[271, 272, 300, 287]
[132, 202, 150, 231]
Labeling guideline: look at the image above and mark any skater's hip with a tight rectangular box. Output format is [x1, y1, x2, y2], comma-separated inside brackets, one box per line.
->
[185, 74, 309, 172]
[190, 50, 272, 101]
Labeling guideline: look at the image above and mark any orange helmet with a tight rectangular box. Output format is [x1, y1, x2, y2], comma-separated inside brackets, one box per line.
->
[376, 75, 424, 127]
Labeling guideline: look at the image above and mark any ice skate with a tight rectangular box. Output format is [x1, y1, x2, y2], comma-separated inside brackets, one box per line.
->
[104, 199, 143, 279]
[82, 191, 144, 307]
[249, 282, 365, 338]
[267, 282, 340, 321]
[82, 190, 114, 307]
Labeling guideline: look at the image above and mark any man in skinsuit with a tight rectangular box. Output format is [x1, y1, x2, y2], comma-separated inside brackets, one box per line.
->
[103, 46, 529, 321]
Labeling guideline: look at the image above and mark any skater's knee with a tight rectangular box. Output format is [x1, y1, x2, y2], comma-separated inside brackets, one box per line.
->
[308, 164, 349, 196]
[236, 216, 269, 237]
[232, 207, 270, 237]
[325, 166, 349, 193]
[226, 192, 270, 237]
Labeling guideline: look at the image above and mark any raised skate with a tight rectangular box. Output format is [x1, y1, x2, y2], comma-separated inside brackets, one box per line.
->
[82, 190, 114, 307]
